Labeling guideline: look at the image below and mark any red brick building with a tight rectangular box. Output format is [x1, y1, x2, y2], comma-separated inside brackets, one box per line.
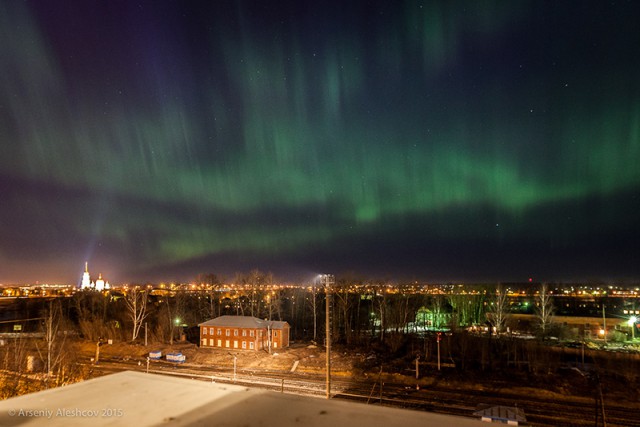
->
[198, 315, 290, 351]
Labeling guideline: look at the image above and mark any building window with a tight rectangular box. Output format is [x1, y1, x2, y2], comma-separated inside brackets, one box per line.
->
[225, 340, 230, 348]
[250, 330, 255, 337]
[250, 342, 254, 349]
[203, 328, 207, 335]
[226, 329, 230, 336]
[217, 329, 221, 335]
[202, 338, 207, 346]
[234, 340, 238, 348]
[217, 339, 221, 347]
[274, 331, 278, 337]
[210, 328, 214, 335]
[242, 330, 247, 337]
[234, 329, 238, 337]
[209, 339, 214, 346]
[242, 341, 247, 349]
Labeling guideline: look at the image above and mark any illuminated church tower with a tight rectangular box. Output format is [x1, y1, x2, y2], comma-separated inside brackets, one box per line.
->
[81, 262, 91, 289]
[95, 273, 105, 291]
[80, 262, 111, 291]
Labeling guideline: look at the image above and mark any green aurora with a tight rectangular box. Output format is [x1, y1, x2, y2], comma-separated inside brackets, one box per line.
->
[1, 1, 639, 283]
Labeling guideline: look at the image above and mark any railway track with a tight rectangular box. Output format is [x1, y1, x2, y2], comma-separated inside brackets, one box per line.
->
[87, 356, 640, 427]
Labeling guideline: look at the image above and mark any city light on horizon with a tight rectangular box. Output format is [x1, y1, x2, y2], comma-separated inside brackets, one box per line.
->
[1, 1, 639, 285]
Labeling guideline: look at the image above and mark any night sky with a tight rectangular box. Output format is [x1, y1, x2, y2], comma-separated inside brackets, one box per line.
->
[1, 1, 639, 284]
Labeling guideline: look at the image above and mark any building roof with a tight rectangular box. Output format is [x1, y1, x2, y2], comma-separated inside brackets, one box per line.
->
[473, 405, 526, 423]
[0, 371, 487, 427]
[198, 315, 289, 329]
[270, 320, 289, 329]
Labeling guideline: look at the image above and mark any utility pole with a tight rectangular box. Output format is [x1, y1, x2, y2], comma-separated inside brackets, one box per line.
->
[233, 355, 237, 381]
[95, 338, 103, 364]
[313, 286, 317, 342]
[603, 305, 607, 344]
[322, 274, 334, 399]
[437, 332, 441, 371]
[415, 356, 420, 390]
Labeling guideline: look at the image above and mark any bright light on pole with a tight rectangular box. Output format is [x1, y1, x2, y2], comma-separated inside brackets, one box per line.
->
[628, 316, 637, 340]
[173, 318, 181, 343]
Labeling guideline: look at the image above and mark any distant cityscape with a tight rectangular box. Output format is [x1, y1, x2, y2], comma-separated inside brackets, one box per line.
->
[1, 263, 639, 320]
[2, 281, 640, 299]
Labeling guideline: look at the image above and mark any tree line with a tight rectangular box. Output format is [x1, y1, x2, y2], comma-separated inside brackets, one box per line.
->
[26, 272, 561, 350]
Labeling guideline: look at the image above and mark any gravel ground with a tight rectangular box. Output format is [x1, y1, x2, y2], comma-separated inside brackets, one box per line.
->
[81, 340, 355, 374]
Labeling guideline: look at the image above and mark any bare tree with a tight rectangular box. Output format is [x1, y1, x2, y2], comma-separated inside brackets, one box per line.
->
[72, 291, 111, 341]
[447, 290, 487, 327]
[165, 295, 175, 344]
[373, 282, 388, 341]
[246, 269, 266, 317]
[197, 273, 224, 319]
[168, 290, 190, 344]
[41, 300, 66, 382]
[306, 284, 319, 341]
[125, 288, 149, 341]
[430, 294, 447, 329]
[389, 284, 417, 334]
[33, 300, 82, 390]
[536, 283, 555, 338]
[271, 288, 284, 320]
[263, 273, 281, 321]
[1, 333, 30, 398]
[334, 279, 357, 344]
[488, 284, 509, 333]
[448, 293, 474, 328]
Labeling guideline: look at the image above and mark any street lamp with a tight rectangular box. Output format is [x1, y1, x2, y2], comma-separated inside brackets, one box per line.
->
[628, 316, 637, 340]
[174, 318, 181, 343]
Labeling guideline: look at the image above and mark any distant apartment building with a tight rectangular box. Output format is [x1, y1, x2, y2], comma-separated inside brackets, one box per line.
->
[198, 315, 290, 351]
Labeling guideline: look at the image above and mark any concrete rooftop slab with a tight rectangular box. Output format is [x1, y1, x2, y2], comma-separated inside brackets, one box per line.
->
[0, 371, 486, 426]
